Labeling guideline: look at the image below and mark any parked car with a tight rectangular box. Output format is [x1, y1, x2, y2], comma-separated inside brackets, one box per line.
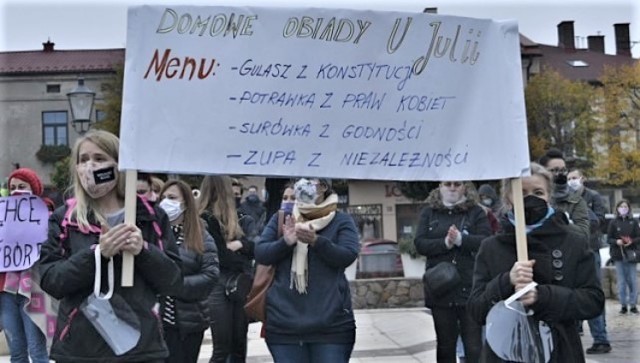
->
[357, 239, 404, 279]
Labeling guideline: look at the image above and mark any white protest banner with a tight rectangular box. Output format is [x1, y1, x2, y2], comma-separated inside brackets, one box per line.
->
[120, 6, 530, 181]
[0, 196, 49, 272]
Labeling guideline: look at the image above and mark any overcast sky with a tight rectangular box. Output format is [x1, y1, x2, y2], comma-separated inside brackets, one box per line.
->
[0, 0, 638, 58]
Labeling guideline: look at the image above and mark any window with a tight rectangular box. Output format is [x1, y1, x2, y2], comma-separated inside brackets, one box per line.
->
[46, 84, 60, 93]
[347, 204, 383, 240]
[96, 110, 106, 122]
[42, 111, 68, 146]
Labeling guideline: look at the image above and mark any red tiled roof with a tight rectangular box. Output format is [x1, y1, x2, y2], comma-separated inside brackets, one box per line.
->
[0, 48, 125, 75]
[537, 44, 637, 83]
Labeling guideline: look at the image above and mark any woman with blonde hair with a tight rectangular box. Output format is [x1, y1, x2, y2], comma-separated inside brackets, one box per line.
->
[38, 130, 182, 362]
[199, 175, 255, 363]
[468, 163, 603, 362]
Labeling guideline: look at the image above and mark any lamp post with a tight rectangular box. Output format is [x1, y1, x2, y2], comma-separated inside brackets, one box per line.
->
[67, 77, 96, 135]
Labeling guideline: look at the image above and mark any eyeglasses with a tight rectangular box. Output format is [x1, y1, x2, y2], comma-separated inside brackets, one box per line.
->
[548, 167, 568, 174]
[442, 182, 463, 188]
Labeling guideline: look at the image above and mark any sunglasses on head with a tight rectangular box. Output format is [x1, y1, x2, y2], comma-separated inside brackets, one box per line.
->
[442, 182, 463, 188]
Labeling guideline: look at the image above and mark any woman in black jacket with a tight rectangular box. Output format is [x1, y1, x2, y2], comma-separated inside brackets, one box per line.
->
[198, 175, 255, 363]
[159, 179, 220, 362]
[414, 181, 491, 363]
[607, 199, 639, 314]
[468, 163, 604, 362]
[39, 130, 183, 362]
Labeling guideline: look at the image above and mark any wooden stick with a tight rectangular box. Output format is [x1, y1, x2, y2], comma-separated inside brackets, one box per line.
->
[510, 178, 528, 262]
[121, 169, 138, 287]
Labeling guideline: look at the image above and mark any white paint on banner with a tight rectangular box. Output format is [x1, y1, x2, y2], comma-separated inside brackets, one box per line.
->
[120, 6, 530, 180]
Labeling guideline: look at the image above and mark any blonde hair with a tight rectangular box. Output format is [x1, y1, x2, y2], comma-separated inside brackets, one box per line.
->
[151, 176, 165, 194]
[69, 130, 126, 231]
[198, 175, 244, 241]
[501, 162, 554, 209]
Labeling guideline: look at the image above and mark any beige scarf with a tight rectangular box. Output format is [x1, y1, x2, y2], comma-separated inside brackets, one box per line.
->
[290, 193, 338, 294]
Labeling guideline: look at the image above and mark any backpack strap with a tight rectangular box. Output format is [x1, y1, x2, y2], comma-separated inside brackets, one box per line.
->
[139, 196, 164, 251]
[277, 210, 285, 238]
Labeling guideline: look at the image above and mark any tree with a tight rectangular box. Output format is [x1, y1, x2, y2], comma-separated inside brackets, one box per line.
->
[525, 68, 597, 163]
[94, 63, 124, 135]
[51, 156, 71, 196]
[594, 63, 640, 185]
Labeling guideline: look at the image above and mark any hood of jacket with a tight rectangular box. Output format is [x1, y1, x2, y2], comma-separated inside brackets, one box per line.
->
[425, 181, 480, 212]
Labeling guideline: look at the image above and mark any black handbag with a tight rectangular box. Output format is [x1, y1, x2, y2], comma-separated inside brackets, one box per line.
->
[224, 272, 253, 303]
[621, 246, 640, 263]
[423, 260, 461, 297]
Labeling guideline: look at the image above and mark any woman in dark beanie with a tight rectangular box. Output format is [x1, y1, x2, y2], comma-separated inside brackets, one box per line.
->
[0, 168, 50, 362]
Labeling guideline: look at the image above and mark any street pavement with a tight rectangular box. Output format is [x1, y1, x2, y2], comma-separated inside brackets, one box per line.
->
[1, 299, 637, 362]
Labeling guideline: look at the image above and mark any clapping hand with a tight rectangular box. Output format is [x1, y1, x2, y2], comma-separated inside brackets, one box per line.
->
[283, 215, 297, 246]
[295, 224, 317, 246]
[445, 225, 460, 248]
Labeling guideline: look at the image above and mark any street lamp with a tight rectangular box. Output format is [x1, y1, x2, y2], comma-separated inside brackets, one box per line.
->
[67, 77, 96, 135]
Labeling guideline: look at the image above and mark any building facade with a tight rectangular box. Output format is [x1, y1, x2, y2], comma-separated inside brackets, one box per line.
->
[0, 41, 123, 188]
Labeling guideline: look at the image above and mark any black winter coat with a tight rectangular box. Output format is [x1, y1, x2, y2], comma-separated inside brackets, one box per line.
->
[165, 228, 219, 334]
[468, 213, 604, 363]
[201, 212, 254, 274]
[607, 215, 640, 261]
[39, 197, 183, 362]
[414, 189, 492, 308]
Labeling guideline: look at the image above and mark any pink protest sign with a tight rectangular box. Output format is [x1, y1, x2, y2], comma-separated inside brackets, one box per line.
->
[0, 196, 49, 272]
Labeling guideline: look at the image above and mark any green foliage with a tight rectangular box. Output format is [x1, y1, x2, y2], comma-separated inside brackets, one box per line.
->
[593, 63, 640, 185]
[398, 233, 422, 259]
[94, 63, 124, 136]
[525, 68, 597, 163]
[35, 144, 71, 164]
[51, 156, 71, 194]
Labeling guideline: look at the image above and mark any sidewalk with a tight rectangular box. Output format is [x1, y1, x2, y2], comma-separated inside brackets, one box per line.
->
[1, 299, 637, 362]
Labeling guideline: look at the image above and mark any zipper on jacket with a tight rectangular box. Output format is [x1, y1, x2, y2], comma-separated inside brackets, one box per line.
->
[59, 308, 78, 341]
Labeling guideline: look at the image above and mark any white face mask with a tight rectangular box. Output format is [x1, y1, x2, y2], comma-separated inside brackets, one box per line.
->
[567, 179, 582, 191]
[440, 188, 463, 205]
[159, 198, 184, 222]
[481, 198, 493, 207]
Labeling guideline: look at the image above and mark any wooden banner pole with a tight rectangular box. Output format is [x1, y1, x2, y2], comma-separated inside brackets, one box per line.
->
[510, 178, 528, 262]
[121, 169, 138, 287]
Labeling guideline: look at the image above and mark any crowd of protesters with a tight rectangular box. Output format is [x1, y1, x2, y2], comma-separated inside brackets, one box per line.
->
[0, 133, 637, 363]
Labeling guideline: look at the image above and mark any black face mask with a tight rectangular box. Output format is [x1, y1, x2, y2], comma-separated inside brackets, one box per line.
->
[553, 172, 567, 186]
[235, 197, 242, 208]
[523, 195, 549, 225]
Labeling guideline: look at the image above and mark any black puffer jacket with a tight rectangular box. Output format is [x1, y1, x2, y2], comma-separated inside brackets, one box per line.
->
[468, 213, 604, 362]
[414, 185, 492, 308]
[167, 228, 219, 334]
[39, 197, 182, 362]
